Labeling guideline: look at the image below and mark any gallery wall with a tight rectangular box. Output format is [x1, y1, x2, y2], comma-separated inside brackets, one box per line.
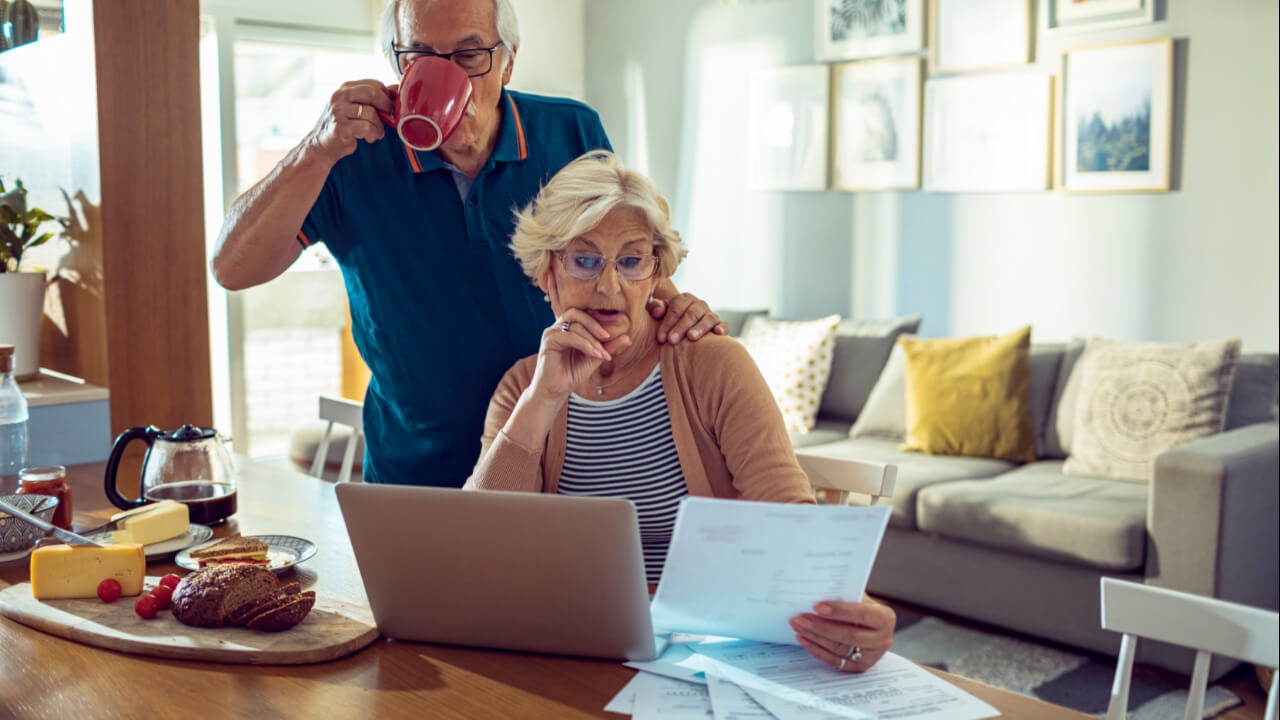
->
[585, 0, 1280, 352]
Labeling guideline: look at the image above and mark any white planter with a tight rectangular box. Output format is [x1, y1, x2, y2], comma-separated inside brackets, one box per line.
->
[0, 271, 47, 379]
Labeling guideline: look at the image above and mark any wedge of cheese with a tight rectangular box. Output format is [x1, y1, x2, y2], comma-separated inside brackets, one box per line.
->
[110, 500, 190, 545]
[30, 544, 146, 599]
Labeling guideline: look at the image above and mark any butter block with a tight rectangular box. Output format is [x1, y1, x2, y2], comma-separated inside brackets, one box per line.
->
[110, 500, 190, 545]
[30, 544, 146, 599]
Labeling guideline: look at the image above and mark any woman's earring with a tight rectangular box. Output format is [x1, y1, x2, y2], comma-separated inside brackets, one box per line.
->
[647, 293, 655, 304]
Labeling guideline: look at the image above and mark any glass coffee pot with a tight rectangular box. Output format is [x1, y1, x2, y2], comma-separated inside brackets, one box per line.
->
[103, 424, 237, 525]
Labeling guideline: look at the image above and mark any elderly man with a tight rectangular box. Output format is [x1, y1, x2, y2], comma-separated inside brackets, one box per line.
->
[211, 0, 724, 487]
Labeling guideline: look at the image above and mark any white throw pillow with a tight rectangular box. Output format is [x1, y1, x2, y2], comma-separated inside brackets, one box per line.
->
[1063, 337, 1241, 482]
[848, 341, 910, 441]
[740, 315, 841, 433]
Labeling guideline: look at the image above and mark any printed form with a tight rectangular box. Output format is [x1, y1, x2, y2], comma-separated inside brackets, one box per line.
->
[651, 498, 893, 645]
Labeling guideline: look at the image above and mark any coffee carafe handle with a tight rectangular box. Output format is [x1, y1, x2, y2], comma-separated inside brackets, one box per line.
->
[103, 426, 162, 511]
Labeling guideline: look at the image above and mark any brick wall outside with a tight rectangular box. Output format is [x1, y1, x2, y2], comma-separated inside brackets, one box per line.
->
[244, 328, 342, 456]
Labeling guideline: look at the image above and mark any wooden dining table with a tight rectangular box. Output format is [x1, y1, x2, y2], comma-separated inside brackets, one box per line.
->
[0, 459, 1089, 719]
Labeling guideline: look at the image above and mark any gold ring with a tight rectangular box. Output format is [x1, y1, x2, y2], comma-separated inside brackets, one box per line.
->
[356, 104, 364, 120]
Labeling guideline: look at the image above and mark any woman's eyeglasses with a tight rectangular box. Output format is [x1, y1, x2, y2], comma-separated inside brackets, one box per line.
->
[554, 251, 658, 281]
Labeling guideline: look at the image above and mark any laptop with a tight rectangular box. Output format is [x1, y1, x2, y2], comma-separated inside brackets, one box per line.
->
[335, 483, 662, 661]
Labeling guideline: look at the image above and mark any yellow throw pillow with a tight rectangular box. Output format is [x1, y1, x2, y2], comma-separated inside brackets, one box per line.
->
[899, 326, 1036, 463]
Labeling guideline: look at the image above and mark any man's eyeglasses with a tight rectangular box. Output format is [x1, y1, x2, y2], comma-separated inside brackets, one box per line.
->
[392, 42, 504, 77]
[554, 251, 659, 282]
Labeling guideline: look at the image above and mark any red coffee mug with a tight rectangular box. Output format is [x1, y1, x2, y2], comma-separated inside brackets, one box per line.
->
[379, 56, 473, 152]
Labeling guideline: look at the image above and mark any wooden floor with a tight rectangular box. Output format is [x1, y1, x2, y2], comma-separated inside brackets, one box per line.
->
[881, 597, 1270, 719]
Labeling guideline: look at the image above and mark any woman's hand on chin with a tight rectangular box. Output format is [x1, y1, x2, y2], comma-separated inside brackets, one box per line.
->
[531, 307, 631, 400]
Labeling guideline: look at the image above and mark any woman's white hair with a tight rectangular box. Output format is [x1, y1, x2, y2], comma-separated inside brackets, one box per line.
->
[510, 151, 688, 283]
[380, 0, 519, 75]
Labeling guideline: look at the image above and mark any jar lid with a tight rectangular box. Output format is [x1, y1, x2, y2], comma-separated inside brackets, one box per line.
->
[19, 466, 66, 482]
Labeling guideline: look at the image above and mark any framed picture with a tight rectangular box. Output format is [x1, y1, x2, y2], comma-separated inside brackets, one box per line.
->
[923, 72, 1052, 192]
[746, 65, 830, 191]
[832, 57, 923, 190]
[1045, 0, 1155, 32]
[930, 0, 1031, 73]
[816, 0, 925, 61]
[1059, 38, 1172, 193]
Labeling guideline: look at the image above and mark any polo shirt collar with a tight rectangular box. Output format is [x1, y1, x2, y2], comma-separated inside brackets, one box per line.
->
[404, 88, 528, 174]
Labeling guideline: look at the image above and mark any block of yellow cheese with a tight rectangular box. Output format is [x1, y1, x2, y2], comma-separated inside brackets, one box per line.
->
[110, 500, 190, 545]
[30, 544, 146, 599]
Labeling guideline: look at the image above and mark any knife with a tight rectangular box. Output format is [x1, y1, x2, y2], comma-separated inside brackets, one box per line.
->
[0, 497, 103, 547]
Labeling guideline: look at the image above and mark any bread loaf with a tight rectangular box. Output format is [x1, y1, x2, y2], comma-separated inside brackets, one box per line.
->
[172, 565, 314, 631]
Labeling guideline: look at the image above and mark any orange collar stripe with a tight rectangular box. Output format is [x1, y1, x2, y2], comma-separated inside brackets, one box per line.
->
[403, 143, 424, 173]
[507, 94, 528, 160]
[297, 229, 313, 247]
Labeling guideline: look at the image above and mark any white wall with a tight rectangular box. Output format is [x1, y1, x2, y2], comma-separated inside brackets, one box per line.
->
[585, 0, 1280, 352]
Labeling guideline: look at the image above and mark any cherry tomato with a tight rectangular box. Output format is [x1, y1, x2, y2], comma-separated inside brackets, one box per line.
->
[134, 594, 159, 619]
[96, 578, 122, 603]
[149, 584, 174, 610]
[158, 574, 182, 591]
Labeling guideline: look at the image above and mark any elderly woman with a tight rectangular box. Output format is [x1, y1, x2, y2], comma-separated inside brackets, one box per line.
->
[465, 150, 894, 673]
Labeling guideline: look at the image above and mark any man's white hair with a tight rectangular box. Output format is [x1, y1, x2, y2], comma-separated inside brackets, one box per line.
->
[379, 0, 520, 76]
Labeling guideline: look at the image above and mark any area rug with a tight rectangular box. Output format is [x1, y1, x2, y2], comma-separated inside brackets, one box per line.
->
[892, 609, 1242, 719]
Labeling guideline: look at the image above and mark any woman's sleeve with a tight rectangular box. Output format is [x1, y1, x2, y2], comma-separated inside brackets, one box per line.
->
[704, 341, 816, 504]
[463, 365, 545, 492]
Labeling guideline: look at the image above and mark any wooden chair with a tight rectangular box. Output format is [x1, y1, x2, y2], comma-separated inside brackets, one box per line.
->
[794, 451, 897, 505]
[1100, 577, 1279, 720]
[310, 395, 365, 485]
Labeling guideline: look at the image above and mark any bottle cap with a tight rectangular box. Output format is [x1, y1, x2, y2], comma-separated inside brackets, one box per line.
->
[0, 345, 13, 373]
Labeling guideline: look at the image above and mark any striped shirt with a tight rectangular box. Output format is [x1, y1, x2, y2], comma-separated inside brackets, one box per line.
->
[560, 365, 687, 583]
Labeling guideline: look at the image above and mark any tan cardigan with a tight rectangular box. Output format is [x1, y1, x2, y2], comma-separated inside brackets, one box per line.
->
[465, 334, 815, 504]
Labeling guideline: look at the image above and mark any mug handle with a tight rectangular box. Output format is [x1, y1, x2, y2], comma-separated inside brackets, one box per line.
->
[376, 86, 399, 128]
[103, 426, 162, 511]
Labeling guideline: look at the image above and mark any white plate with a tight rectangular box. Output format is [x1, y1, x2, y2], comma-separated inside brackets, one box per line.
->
[86, 524, 214, 561]
[0, 546, 33, 563]
[173, 534, 317, 574]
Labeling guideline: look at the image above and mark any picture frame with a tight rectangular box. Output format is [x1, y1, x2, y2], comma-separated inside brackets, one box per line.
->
[923, 72, 1053, 192]
[929, 0, 1031, 73]
[832, 56, 923, 191]
[1058, 37, 1172, 193]
[1045, 0, 1156, 33]
[816, 0, 925, 62]
[746, 65, 831, 191]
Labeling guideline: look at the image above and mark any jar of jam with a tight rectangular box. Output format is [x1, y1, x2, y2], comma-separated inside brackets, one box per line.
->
[17, 465, 73, 531]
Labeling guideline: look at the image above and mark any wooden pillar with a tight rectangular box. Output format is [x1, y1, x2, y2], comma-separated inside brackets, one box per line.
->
[92, 0, 212, 433]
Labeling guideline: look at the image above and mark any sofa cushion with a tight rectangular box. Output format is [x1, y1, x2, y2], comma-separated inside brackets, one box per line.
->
[916, 461, 1148, 571]
[1043, 339, 1086, 459]
[1064, 337, 1241, 482]
[719, 308, 770, 337]
[741, 315, 841, 433]
[1028, 344, 1065, 458]
[818, 315, 922, 422]
[848, 341, 909, 441]
[1225, 353, 1280, 429]
[899, 326, 1037, 463]
[793, 437, 1014, 529]
[790, 418, 854, 448]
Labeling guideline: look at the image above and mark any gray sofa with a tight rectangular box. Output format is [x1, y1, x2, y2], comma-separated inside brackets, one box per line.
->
[734, 313, 1280, 679]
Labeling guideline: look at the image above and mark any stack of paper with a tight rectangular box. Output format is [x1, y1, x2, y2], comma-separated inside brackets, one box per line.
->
[606, 639, 999, 719]
[603, 498, 997, 718]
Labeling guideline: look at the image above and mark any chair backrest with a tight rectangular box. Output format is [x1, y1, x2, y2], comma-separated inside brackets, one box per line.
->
[1100, 577, 1279, 720]
[311, 395, 365, 485]
[794, 451, 897, 506]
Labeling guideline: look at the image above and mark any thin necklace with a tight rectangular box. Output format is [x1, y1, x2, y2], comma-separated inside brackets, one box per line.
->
[589, 342, 658, 397]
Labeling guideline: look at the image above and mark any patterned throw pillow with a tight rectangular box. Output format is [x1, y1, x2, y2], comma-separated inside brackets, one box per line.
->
[740, 315, 841, 433]
[1063, 337, 1241, 482]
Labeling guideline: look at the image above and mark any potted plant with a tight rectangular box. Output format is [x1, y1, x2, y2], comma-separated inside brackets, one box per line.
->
[0, 175, 63, 379]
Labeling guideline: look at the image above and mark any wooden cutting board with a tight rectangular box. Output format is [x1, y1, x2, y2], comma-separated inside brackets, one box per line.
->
[0, 577, 380, 664]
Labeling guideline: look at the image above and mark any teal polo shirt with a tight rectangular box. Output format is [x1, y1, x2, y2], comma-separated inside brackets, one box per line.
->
[298, 89, 612, 487]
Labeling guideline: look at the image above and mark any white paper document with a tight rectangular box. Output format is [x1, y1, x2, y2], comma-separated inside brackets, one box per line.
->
[692, 642, 999, 720]
[629, 672, 714, 719]
[651, 498, 893, 644]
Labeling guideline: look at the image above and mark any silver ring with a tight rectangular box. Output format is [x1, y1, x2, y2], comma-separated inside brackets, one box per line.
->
[844, 646, 862, 662]
[560, 321, 571, 333]
[838, 657, 848, 671]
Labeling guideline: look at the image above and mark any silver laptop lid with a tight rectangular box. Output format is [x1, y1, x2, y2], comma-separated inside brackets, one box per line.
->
[336, 483, 658, 661]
